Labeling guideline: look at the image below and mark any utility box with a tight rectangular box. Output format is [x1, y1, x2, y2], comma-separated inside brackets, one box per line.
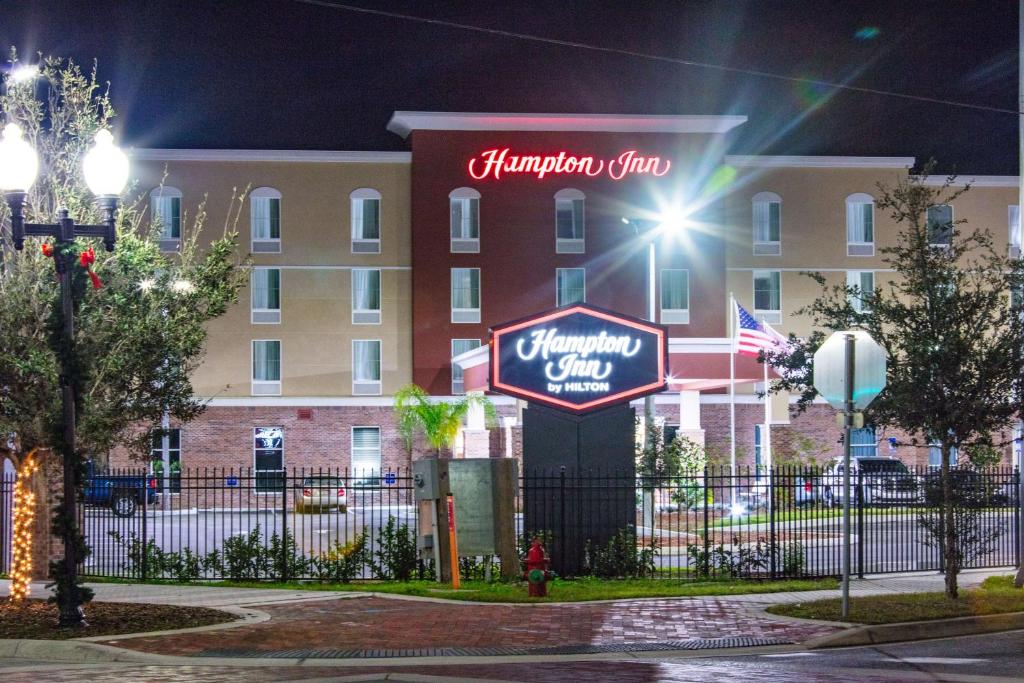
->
[412, 458, 519, 582]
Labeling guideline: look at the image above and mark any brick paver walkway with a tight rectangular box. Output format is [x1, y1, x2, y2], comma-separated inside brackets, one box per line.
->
[109, 594, 837, 656]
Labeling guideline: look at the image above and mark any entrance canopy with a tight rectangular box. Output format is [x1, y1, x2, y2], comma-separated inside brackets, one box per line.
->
[454, 337, 775, 395]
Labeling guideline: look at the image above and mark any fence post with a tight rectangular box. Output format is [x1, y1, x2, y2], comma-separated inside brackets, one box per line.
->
[1014, 468, 1021, 569]
[702, 466, 710, 575]
[141, 469, 149, 581]
[559, 465, 566, 575]
[857, 468, 864, 578]
[769, 467, 777, 579]
[281, 468, 289, 582]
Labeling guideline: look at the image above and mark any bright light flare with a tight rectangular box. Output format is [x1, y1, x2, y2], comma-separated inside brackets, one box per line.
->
[138, 278, 156, 292]
[729, 502, 747, 517]
[171, 279, 194, 294]
[9, 64, 38, 84]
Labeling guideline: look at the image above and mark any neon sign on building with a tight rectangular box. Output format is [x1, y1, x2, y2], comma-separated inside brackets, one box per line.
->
[468, 148, 671, 181]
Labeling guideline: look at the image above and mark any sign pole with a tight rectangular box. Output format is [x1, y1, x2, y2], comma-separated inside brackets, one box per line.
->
[447, 493, 460, 590]
[728, 294, 737, 504]
[841, 332, 855, 620]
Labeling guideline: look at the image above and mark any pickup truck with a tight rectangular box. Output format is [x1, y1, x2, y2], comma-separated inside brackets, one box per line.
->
[83, 464, 158, 517]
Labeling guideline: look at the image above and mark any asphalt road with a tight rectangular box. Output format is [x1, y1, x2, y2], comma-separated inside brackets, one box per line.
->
[1, 629, 1022, 681]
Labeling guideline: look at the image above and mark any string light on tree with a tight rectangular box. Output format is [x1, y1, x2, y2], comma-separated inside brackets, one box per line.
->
[9, 451, 39, 603]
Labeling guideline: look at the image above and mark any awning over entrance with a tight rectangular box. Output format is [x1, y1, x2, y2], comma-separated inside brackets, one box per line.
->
[454, 337, 776, 394]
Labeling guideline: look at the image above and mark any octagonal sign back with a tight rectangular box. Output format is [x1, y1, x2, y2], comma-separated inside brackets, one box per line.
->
[490, 304, 668, 414]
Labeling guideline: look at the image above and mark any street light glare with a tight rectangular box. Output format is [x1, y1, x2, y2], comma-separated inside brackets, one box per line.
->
[656, 208, 689, 236]
[83, 129, 129, 197]
[0, 123, 39, 192]
[9, 64, 38, 84]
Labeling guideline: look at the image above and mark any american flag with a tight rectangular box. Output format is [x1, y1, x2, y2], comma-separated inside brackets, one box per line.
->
[734, 301, 790, 358]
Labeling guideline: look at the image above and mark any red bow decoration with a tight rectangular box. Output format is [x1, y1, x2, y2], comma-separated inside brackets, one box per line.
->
[78, 246, 102, 289]
[41, 243, 53, 258]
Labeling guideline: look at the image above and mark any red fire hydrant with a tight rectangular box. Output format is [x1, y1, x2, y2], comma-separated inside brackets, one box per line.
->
[523, 537, 553, 597]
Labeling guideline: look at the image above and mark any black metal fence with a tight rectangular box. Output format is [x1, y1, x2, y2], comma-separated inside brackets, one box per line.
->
[0, 464, 1012, 582]
[0, 474, 12, 576]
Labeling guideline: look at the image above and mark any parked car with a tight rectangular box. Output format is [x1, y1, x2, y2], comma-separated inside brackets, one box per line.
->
[83, 467, 159, 517]
[295, 476, 347, 513]
[820, 456, 919, 507]
[922, 468, 1013, 508]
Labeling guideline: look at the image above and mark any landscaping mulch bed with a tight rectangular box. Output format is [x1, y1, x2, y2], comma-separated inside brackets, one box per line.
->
[0, 599, 237, 640]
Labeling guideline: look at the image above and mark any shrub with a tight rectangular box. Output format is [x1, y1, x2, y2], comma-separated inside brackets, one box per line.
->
[313, 530, 368, 583]
[216, 526, 269, 580]
[107, 531, 203, 582]
[686, 535, 772, 578]
[585, 528, 658, 578]
[370, 516, 418, 581]
[266, 528, 310, 580]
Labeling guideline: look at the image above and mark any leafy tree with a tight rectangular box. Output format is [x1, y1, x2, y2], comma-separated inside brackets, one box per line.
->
[0, 54, 246, 621]
[394, 383, 497, 457]
[765, 166, 1024, 598]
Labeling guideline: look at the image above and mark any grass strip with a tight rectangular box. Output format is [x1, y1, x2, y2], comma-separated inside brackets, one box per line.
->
[208, 576, 837, 603]
[767, 575, 1024, 624]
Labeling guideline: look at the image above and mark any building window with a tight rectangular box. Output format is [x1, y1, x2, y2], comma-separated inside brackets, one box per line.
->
[250, 187, 282, 253]
[846, 271, 874, 313]
[351, 188, 381, 253]
[252, 340, 281, 396]
[254, 426, 284, 493]
[450, 187, 480, 253]
[660, 269, 690, 324]
[351, 426, 382, 485]
[150, 429, 181, 493]
[926, 204, 953, 246]
[752, 191, 781, 255]
[928, 443, 958, 467]
[150, 186, 182, 251]
[555, 268, 585, 306]
[754, 424, 763, 473]
[451, 267, 481, 323]
[555, 188, 585, 253]
[251, 268, 281, 324]
[352, 339, 381, 395]
[850, 427, 877, 458]
[846, 193, 875, 256]
[352, 268, 381, 324]
[451, 338, 482, 394]
[753, 270, 781, 323]
[1010, 205, 1020, 258]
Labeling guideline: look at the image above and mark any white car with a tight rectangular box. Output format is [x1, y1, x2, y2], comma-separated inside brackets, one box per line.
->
[820, 456, 919, 507]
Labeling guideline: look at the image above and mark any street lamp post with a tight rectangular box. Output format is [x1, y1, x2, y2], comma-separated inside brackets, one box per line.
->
[0, 123, 129, 627]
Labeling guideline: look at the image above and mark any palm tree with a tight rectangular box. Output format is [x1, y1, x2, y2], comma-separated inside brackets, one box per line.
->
[394, 384, 497, 458]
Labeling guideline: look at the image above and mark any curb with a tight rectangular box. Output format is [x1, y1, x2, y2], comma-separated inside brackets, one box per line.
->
[0, 639, 172, 663]
[803, 611, 1024, 648]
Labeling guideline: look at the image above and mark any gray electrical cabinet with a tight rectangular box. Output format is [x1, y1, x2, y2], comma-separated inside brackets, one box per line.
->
[412, 458, 519, 581]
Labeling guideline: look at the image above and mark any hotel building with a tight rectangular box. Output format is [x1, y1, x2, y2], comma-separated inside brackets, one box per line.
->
[114, 112, 1023, 478]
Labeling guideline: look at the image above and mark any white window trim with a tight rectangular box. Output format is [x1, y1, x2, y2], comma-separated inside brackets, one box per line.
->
[251, 267, 281, 324]
[150, 186, 182, 251]
[926, 203, 955, 247]
[451, 267, 481, 324]
[846, 193, 875, 257]
[250, 187, 282, 253]
[753, 270, 782, 324]
[555, 188, 585, 254]
[251, 339, 282, 396]
[352, 339, 382, 396]
[351, 268, 382, 325]
[1009, 205, 1021, 258]
[351, 188, 382, 254]
[752, 191, 781, 256]
[555, 267, 586, 307]
[451, 338, 481, 395]
[149, 428, 183, 495]
[253, 426, 284, 494]
[846, 270, 874, 313]
[659, 269, 690, 324]
[449, 187, 481, 253]
[350, 425, 382, 475]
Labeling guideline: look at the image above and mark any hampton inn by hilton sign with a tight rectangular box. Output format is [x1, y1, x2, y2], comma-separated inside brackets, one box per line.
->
[490, 304, 668, 414]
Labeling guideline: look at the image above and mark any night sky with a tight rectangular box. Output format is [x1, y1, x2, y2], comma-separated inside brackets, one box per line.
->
[1, 1, 1018, 174]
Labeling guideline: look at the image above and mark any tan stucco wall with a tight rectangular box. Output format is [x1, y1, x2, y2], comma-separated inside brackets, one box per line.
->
[131, 157, 412, 397]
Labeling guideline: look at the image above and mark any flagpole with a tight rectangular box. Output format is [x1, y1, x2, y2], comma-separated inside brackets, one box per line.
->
[763, 359, 771, 472]
[729, 293, 737, 504]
